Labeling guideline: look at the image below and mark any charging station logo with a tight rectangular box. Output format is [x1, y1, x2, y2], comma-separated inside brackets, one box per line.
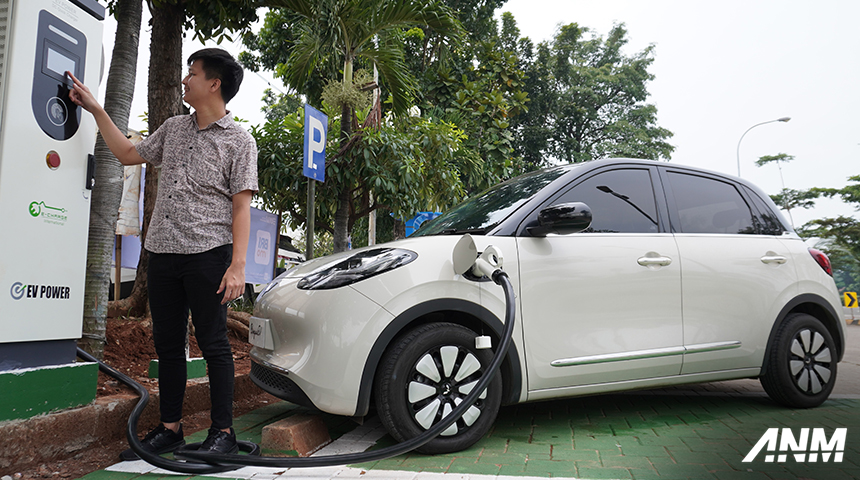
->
[9, 282, 71, 300]
[743, 428, 847, 463]
[10, 282, 26, 300]
[29, 200, 68, 226]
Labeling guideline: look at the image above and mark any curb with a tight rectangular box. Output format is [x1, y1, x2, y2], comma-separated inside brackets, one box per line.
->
[0, 374, 257, 470]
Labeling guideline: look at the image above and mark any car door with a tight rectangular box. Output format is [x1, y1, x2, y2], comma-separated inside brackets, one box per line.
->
[660, 169, 798, 375]
[517, 167, 684, 396]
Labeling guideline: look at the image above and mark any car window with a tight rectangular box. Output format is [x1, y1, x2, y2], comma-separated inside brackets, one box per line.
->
[666, 172, 755, 234]
[555, 168, 659, 233]
[742, 186, 789, 235]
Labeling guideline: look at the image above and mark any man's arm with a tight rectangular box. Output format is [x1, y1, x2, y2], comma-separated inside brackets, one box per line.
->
[67, 72, 146, 166]
[218, 189, 253, 304]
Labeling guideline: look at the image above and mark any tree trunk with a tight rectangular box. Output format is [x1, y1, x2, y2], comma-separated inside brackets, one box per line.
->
[108, 0, 185, 317]
[80, 0, 142, 359]
[332, 58, 354, 253]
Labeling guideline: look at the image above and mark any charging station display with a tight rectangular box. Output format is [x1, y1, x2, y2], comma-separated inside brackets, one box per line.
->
[0, 0, 104, 362]
[32, 9, 87, 140]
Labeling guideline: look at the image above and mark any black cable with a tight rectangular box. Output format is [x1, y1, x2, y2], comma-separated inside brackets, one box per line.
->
[78, 270, 516, 472]
[75, 347, 254, 474]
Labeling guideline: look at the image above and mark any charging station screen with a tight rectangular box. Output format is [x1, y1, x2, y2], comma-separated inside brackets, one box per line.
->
[46, 47, 76, 77]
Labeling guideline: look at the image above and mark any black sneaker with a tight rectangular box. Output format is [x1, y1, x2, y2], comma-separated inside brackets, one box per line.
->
[199, 427, 239, 454]
[119, 424, 185, 461]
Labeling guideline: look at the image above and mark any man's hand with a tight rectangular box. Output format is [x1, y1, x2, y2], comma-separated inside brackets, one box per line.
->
[67, 71, 102, 114]
[217, 262, 246, 305]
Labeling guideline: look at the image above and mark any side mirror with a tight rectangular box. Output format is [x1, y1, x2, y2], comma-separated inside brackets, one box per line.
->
[527, 202, 592, 237]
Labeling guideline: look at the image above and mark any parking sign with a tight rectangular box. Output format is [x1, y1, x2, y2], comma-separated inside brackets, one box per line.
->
[303, 104, 327, 182]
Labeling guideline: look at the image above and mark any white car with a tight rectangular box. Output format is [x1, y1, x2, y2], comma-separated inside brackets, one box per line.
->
[248, 158, 845, 454]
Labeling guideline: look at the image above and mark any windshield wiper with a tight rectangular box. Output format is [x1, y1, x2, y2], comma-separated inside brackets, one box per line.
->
[439, 227, 489, 235]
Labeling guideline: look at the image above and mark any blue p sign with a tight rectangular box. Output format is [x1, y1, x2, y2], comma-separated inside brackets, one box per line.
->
[303, 104, 327, 182]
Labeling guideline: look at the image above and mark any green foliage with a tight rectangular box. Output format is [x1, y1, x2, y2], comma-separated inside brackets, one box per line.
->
[251, 105, 467, 236]
[423, 41, 529, 191]
[755, 152, 795, 168]
[514, 22, 674, 164]
[149, 0, 261, 43]
[769, 188, 818, 212]
[256, 0, 463, 116]
[260, 89, 303, 123]
[796, 175, 860, 292]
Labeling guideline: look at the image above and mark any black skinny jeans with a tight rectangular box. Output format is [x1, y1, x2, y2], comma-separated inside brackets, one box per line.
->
[147, 244, 234, 430]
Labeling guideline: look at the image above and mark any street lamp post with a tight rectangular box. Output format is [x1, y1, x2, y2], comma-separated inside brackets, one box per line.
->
[736, 116, 791, 177]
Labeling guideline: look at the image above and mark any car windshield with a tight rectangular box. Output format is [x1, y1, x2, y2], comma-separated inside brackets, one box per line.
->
[414, 166, 573, 236]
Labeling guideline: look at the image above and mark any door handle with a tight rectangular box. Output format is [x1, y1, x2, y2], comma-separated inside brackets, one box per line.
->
[760, 254, 787, 265]
[637, 255, 672, 267]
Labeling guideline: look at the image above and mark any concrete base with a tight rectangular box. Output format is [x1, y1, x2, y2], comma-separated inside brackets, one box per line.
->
[0, 362, 97, 422]
[148, 357, 207, 379]
[261, 414, 331, 457]
[0, 374, 259, 470]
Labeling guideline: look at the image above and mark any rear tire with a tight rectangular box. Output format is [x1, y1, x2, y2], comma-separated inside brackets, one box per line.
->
[374, 322, 502, 454]
[761, 313, 837, 408]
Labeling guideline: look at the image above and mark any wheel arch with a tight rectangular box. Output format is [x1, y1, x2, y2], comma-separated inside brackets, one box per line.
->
[761, 293, 845, 377]
[354, 298, 523, 417]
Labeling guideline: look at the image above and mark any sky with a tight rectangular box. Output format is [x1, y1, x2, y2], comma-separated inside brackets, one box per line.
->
[99, 0, 860, 229]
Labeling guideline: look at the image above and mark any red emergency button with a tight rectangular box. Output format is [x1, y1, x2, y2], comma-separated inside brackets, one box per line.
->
[46, 151, 60, 169]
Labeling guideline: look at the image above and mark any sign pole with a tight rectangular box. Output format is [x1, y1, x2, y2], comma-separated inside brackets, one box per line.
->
[306, 179, 315, 260]
[303, 103, 327, 261]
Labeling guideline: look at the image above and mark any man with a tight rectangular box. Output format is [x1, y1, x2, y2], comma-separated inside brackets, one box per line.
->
[68, 48, 257, 459]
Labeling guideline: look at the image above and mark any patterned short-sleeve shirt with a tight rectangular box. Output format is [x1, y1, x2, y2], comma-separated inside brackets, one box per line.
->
[135, 111, 258, 254]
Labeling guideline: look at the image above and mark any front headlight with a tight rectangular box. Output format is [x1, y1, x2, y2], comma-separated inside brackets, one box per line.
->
[297, 248, 418, 290]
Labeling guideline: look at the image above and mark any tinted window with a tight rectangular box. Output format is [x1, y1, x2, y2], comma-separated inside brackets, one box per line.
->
[414, 166, 572, 236]
[667, 172, 755, 234]
[743, 186, 788, 235]
[555, 169, 659, 233]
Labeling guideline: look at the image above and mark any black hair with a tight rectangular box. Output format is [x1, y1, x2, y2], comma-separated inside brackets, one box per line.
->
[187, 48, 244, 103]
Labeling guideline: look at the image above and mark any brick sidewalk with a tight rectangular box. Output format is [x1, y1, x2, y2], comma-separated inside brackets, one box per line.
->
[83, 389, 860, 480]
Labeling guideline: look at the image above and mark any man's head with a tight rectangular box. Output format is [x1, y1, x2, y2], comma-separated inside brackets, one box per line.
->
[185, 48, 244, 104]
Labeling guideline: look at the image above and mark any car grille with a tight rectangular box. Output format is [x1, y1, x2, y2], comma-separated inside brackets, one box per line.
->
[250, 361, 315, 409]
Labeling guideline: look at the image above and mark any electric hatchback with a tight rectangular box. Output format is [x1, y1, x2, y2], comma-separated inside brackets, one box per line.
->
[248, 158, 845, 454]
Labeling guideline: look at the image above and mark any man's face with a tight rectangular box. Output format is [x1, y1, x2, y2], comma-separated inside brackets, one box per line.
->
[182, 60, 215, 106]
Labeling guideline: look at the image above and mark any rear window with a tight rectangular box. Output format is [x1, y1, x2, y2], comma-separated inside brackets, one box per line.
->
[666, 172, 755, 234]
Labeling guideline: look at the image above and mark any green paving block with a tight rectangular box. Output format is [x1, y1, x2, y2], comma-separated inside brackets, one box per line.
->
[446, 457, 500, 475]
[651, 462, 717, 478]
[711, 471, 774, 480]
[0, 362, 97, 421]
[79, 471, 140, 480]
[549, 446, 599, 462]
[576, 465, 633, 479]
[669, 450, 729, 465]
[638, 435, 685, 446]
[148, 357, 207, 379]
[600, 455, 654, 469]
[617, 445, 672, 458]
[628, 467, 662, 480]
[574, 436, 624, 451]
[506, 441, 552, 455]
[524, 458, 578, 478]
[497, 463, 527, 476]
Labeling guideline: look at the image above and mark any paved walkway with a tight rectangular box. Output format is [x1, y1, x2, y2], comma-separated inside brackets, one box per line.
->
[79, 324, 860, 480]
[80, 388, 860, 480]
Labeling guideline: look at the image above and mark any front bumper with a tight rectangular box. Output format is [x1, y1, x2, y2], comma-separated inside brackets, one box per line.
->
[250, 360, 315, 409]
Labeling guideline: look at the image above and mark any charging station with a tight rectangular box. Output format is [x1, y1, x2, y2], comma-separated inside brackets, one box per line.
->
[0, 0, 105, 420]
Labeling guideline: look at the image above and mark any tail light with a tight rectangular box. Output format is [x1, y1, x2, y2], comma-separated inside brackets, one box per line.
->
[808, 248, 833, 276]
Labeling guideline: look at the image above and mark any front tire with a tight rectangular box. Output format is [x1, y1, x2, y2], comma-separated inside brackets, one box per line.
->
[761, 313, 837, 408]
[374, 322, 502, 454]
